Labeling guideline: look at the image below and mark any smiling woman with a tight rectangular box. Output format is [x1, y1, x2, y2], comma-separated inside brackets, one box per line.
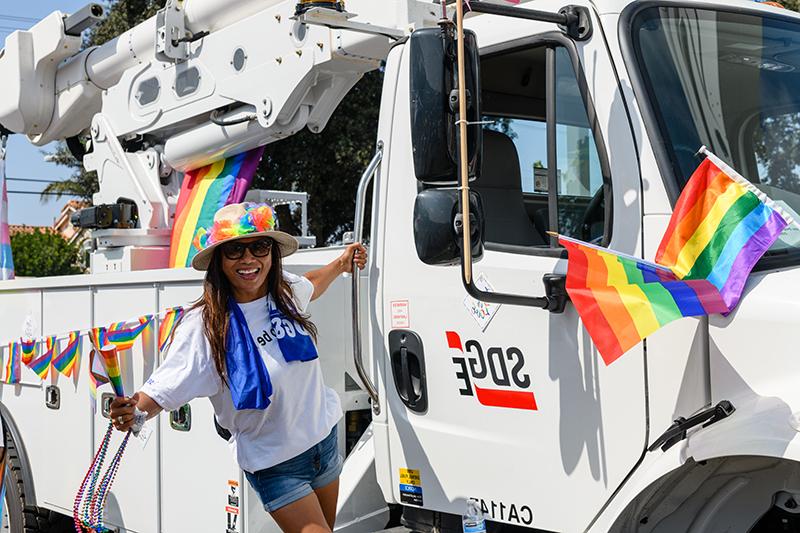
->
[108, 201, 367, 533]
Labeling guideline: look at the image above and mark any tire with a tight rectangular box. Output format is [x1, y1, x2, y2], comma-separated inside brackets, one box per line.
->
[3, 425, 73, 533]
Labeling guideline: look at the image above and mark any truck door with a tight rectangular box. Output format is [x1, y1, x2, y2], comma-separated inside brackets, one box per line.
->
[378, 7, 647, 532]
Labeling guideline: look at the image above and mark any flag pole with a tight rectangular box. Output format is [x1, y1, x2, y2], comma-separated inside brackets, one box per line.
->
[455, 0, 472, 285]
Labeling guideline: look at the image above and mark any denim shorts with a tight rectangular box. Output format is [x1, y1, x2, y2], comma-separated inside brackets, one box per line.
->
[244, 425, 343, 512]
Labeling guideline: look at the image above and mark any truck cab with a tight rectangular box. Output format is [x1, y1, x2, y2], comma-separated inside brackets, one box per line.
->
[1, 1, 800, 532]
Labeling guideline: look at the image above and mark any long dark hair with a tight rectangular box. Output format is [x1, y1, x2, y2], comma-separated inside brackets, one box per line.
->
[191, 241, 318, 386]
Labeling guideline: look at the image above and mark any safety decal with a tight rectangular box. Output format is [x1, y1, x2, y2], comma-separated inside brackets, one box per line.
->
[462, 273, 500, 331]
[399, 468, 423, 506]
[391, 300, 410, 329]
[226, 480, 240, 533]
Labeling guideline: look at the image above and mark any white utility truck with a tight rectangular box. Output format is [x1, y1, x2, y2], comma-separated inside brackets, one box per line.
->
[1, 0, 800, 531]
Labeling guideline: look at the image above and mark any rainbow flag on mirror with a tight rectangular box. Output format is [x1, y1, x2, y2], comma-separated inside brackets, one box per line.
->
[656, 147, 791, 310]
[561, 148, 792, 364]
[169, 148, 264, 268]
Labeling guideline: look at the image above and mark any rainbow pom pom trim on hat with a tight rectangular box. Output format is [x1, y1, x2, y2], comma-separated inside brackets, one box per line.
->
[192, 203, 277, 252]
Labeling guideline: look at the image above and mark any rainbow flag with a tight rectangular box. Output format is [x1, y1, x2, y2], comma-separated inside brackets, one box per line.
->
[52, 331, 80, 377]
[4, 342, 19, 384]
[20, 338, 36, 366]
[106, 315, 153, 351]
[29, 337, 54, 380]
[560, 236, 729, 364]
[89, 327, 107, 351]
[169, 148, 265, 268]
[656, 147, 791, 310]
[0, 148, 13, 281]
[97, 346, 124, 397]
[159, 307, 185, 353]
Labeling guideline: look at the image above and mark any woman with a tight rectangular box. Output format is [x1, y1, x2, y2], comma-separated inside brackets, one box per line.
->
[110, 202, 367, 533]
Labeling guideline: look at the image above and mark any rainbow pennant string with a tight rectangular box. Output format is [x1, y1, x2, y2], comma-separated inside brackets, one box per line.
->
[106, 315, 153, 352]
[28, 337, 54, 380]
[52, 331, 80, 377]
[169, 147, 265, 268]
[159, 307, 185, 353]
[20, 338, 36, 366]
[4, 342, 19, 384]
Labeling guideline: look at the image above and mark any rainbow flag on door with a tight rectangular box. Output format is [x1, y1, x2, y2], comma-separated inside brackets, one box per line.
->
[561, 147, 792, 363]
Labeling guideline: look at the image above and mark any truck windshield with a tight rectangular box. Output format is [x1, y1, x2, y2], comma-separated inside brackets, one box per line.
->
[630, 6, 800, 255]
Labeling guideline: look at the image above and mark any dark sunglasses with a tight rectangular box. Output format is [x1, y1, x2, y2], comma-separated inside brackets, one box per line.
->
[220, 238, 273, 260]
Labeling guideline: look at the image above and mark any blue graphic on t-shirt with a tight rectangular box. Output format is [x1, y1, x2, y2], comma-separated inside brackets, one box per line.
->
[269, 305, 318, 362]
[225, 298, 318, 410]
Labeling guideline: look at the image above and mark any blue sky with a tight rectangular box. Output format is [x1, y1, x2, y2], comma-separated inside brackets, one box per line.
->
[2, 1, 100, 226]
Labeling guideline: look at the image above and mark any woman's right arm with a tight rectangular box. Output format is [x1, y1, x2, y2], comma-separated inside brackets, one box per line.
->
[110, 392, 163, 432]
[110, 310, 221, 433]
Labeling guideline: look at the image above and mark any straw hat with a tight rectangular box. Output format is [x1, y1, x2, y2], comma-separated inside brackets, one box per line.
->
[191, 202, 299, 271]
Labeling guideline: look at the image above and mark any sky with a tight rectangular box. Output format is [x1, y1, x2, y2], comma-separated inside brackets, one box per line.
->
[2, 1, 99, 227]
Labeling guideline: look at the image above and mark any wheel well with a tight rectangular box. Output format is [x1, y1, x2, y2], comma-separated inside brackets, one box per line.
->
[0, 402, 36, 507]
[610, 455, 800, 532]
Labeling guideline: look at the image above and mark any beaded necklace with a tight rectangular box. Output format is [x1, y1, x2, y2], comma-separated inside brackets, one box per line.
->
[73, 420, 131, 532]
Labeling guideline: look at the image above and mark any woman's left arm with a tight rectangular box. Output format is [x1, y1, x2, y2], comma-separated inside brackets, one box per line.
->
[304, 242, 368, 301]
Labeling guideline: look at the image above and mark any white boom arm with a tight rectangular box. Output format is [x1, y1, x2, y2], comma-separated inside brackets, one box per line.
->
[0, 0, 441, 238]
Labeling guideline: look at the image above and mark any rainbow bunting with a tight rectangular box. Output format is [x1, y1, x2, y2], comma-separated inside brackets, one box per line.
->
[52, 331, 80, 377]
[4, 342, 19, 384]
[168, 147, 265, 268]
[106, 315, 153, 351]
[28, 336, 54, 380]
[0, 145, 13, 281]
[159, 307, 185, 353]
[89, 327, 107, 351]
[560, 236, 729, 364]
[656, 147, 791, 310]
[20, 338, 36, 366]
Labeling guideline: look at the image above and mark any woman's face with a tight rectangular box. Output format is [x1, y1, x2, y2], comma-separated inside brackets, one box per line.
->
[219, 237, 274, 302]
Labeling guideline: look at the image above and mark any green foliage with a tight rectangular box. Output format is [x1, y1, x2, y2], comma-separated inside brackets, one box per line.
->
[10, 231, 84, 277]
[254, 71, 383, 244]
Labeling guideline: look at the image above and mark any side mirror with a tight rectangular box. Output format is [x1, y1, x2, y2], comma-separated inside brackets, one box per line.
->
[409, 26, 482, 184]
[413, 188, 484, 265]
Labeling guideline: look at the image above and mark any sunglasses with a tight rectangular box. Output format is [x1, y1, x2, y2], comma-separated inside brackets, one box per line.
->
[220, 238, 273, 260]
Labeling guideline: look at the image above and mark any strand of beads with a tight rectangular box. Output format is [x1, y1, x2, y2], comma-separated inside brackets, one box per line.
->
[89, 430, 131, 529]
[73, 422, 113, 532]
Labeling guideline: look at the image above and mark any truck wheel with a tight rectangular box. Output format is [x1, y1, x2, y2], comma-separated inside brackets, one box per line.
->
[3, 426, 73, 533]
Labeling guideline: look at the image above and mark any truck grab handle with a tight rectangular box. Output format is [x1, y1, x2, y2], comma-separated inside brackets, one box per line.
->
[351, 142, 383, 415]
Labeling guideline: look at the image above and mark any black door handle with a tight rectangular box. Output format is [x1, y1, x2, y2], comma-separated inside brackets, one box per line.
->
[389, 330, 428, 414]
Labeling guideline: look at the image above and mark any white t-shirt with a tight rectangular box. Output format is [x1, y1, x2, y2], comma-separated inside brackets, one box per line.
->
[140, 271, 342, 473]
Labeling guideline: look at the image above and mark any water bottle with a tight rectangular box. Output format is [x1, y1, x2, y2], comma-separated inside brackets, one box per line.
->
[463, 498, 487, 533]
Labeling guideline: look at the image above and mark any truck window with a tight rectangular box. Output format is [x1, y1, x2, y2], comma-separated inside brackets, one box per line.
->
[628, 6, 800, 257]
[477, 44, 609, 249]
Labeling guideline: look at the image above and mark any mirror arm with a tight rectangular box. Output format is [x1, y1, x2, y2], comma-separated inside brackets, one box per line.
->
[464, 2, 592, 41]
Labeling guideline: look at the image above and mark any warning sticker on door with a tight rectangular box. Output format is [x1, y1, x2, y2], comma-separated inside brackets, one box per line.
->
[391, 300, 410, 329]
[463, 273, 500, 331]
[399, 468, 423, 506]
[226, 480, 240, 533]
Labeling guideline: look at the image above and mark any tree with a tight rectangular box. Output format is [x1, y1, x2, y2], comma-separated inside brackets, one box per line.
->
[10, 230, 84, 277]
[254, 71, 383, 244]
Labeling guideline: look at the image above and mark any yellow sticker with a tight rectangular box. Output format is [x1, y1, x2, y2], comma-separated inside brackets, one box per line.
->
[399, 468, 421, 486]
